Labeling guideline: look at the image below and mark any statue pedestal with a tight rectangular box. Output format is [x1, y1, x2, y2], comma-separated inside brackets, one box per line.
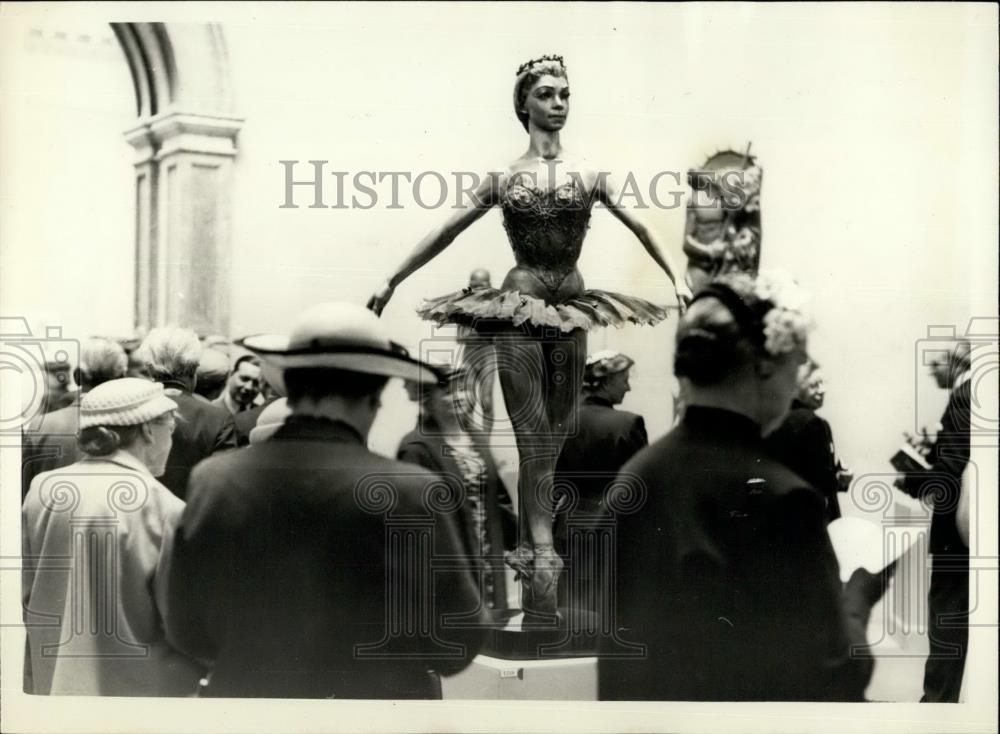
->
[441, 654, 597, 700]
[480, 609, 600, 659]
[441, 609, 599, 700]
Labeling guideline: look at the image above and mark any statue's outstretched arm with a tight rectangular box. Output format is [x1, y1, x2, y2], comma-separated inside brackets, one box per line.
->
[595, 175, 693, 310]
[367, 174, 499, 315]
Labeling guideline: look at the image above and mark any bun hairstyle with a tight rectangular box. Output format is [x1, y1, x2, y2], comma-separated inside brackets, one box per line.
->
[674, 274, 783, 386]
[513, 55, 567, 132]
[78, 424, 141, 457]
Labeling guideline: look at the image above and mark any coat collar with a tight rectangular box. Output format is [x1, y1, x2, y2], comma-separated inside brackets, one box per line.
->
[81, 449, 154, 477]
[159, 378, 193, 395]
[583, 395, 614, 408]
[271, 415, 365, 444]
[682, 405, 763, 440]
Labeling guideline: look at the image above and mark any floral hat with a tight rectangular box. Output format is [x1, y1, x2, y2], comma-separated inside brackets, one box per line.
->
[689, 271, 812, 358]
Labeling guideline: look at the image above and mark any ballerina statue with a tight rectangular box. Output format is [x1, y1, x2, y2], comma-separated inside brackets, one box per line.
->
[367, 55, 690, 625]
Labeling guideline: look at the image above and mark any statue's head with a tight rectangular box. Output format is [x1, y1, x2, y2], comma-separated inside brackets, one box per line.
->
[513, 55, 569, 133]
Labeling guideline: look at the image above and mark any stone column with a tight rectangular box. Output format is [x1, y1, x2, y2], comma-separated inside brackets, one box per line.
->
[124, 125, 158, 329]
[124, 111, 242, 335]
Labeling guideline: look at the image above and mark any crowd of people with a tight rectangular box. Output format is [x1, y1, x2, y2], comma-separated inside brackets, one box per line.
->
[18, 269, 975, 702]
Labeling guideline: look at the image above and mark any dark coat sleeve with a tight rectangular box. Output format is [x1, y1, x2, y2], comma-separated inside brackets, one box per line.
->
[902, 385, 971, 497]
[927, 385, 971, 480]
[396, 439, 440, 473]
[766, 412, 839, 499]
[21, 431, 79, 501]
[623, 415, 648, 460]
[424, 492, 489, 676]
[761, 488, 873, 701]
[162, 461, 229, 666]
[379, 467, 487, 677]
[20, 432, 49, 501]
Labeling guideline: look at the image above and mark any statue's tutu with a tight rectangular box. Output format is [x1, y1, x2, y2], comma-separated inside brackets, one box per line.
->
[417, 287, 669, 333]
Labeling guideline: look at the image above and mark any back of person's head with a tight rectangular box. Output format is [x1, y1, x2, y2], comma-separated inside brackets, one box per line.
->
[203, 334, 232, 356]
[675, 271, 810, 387]
[137, 327, 202, 383]
[284, 368, 389, 406]
[77, 337, 128, 392]
[79, 423, 143, 456]
[951, 339, 972, 374]
[468, 268, 492, 289]
[233, 353, 261, 372]
[194, 347, 231, 400]
[583, 350, 634, 394]
[675, 278, 761, 386]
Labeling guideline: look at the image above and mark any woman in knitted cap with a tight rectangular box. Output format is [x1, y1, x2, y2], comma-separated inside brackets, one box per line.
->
[553, 350, 647, 618]
[22, 378, 203, 696]
[368, 56, 690, 625]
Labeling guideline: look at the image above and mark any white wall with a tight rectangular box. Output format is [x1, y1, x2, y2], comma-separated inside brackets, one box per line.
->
[0, 18, 135, 343]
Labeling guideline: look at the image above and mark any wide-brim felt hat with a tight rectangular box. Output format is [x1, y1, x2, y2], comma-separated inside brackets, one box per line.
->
[237, 303, 442, 388]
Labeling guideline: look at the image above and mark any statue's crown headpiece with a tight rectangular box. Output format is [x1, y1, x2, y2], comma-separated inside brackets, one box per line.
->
[516, 55, 566, 76]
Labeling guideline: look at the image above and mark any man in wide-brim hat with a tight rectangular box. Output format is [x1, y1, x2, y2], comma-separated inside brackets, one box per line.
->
[162, 303, 486, 699]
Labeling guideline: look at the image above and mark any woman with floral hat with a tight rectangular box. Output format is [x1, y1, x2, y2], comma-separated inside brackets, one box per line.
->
[600, 272, 889, 701]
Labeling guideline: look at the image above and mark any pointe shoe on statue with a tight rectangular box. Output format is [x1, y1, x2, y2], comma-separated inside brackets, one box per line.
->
[521, 544, 563, 628]
[504, 544, 533, 580]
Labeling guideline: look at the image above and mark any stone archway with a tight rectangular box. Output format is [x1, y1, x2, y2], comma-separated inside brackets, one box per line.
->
[112, 23, 243, 335]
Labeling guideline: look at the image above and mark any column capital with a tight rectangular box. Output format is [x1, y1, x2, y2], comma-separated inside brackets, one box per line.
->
[124, 110, 245, 161]
[123, 123, 157, 165]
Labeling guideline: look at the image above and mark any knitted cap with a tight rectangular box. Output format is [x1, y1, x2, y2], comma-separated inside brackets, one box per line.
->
[80, 378, 178, 429]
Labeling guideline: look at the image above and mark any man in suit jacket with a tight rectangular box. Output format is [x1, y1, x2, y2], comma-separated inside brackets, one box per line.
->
[212, 354, 264, 416]
[231, 362, 285, 446]
[898, 340, 972, 702]
[163, 304, 485, 698]
[137, 328, 236, 499]
[553, 351, 647, 614]
[21, 337, 128, 499]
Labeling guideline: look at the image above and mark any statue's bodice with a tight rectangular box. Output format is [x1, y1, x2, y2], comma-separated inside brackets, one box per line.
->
[499, 179, 593, 293]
